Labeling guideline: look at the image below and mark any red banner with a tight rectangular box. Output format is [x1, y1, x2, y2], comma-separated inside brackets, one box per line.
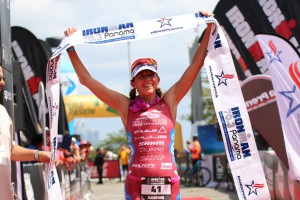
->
[89, 160, 121, 179]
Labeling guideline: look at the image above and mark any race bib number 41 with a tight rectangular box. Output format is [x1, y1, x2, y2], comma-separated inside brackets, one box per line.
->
[141, 177, 171, 200]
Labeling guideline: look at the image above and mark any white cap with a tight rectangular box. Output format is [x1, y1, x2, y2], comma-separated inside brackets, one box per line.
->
[131, 65, 157, 79]
[130, 58, 158, 79]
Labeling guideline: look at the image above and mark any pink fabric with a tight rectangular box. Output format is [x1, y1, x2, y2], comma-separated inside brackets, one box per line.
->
[129, 95, 161, 112]
[126, 100, 177, 178]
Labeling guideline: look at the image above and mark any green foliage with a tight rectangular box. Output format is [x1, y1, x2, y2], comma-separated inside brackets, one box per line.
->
[95, 129, 127, 154]
[202, 87, 216, 124]
[179, 71, 216, 125]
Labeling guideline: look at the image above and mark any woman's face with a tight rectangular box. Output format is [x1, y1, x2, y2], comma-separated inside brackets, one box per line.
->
[131, 70, 160, 96]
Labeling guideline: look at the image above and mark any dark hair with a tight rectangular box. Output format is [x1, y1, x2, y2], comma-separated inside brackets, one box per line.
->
[129, 87, 163, 100]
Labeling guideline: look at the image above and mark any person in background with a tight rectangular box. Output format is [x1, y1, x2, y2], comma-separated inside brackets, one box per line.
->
[0, 64, 51, 200]
[69, 137, 80, 162]
[187, 135, 201, 174]
[79, 141, 92, 162]
[44, 127, 51, 151]
[94, 147, 105, 184]
[118, 144, 130, 181]
[184, 140, 192, 176]
[63, 151, 76, 171]
[64, 10, 212, 199]
[105, 147, 113, 160]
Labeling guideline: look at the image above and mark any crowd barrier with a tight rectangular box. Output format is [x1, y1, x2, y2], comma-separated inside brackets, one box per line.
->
[21, 159, 121, 199]
[260, 151, 300, 199]
[21, 152, 299, 199]
[176, 151, 300, 199]
[22, 162, 91, 200]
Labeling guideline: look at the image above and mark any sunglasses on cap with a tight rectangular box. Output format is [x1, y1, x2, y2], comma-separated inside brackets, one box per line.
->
[130, 58, 158, 79]
[131, 58, 158, 72]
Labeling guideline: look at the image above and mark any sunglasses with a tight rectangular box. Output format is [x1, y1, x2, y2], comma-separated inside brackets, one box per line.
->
[131, 58, 158, 72]
[0, 76, 5, 81]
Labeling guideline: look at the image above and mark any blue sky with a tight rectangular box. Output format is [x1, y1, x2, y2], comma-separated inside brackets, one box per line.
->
[10, 0, 219, 144]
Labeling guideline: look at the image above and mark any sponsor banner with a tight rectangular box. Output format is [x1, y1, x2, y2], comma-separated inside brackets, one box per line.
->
[64, 94, 119, 122]
[88, 160, 121, 179]
[60, 54, 79, 96]
[240, 75, 289, 169]
[49, 13, 211, 58]
[61, 72, 78, 96]
[213, 1, 259, 77]
[47, 13, 270, 199]
[45, 55, 63, 200]
[256, 33, 300, 180]
[214, 0, 300, 78]
[11, 26, 69, 137]
[1, 0, 13, 72]
[205, 19, 271, 199]
[11, 27, 47, 116]
[197, 124, 225, 154]
[247, 0, 300, 52]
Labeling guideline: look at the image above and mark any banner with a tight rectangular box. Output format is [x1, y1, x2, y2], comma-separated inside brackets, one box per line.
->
[11, 26, 69, 137]
[47, 13, 270, 199]
[213, 0, 300, 79]
[11, 26, 48, 109]
[240, 75, 288, 169]
[203, 18, 270, 200]
[64, 94, 119, 122]
[213, 0, 262, 77]
[256, 33, 300, 180]
[45, 55, 63, 199]
[247, 0, 300, 51]
[88, 160, 121, 179]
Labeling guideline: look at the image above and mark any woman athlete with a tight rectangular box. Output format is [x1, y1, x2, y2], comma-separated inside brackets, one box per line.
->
[64, 10, 212, 200]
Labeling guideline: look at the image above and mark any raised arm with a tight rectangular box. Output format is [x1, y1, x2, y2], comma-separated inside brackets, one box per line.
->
[163, 12, 213, 120]
[64, 27, 130, 125]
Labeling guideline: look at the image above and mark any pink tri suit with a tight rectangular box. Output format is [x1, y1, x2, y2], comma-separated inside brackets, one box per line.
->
[125, 98, 181, 200]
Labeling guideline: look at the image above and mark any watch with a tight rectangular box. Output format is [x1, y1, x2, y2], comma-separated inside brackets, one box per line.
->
[34, 150, 40, 161]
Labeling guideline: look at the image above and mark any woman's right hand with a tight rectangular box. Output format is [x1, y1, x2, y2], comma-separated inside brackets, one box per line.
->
[64, 27, 77, 37]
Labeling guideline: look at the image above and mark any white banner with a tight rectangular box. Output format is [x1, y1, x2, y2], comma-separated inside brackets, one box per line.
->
[256, 33, 300, 180]
[204, 23, 270, 200]
[45, 55, 63, 200]
[47, 13, 270, 199]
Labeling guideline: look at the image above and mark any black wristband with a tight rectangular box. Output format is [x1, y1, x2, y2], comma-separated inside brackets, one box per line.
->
[66, 46, 75, 52]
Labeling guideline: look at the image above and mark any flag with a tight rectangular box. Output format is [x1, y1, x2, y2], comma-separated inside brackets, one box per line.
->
[256, 33, 300, 180]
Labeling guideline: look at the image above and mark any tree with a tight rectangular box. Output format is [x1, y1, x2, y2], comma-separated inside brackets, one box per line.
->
[96, 129, 127, 154]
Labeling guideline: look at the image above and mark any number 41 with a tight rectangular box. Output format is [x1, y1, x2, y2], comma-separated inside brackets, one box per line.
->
[151, 186, 162, 193]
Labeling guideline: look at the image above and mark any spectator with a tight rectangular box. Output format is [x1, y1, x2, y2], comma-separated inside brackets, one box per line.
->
[0, 64, 51, 199]
[69, 137, 80, 162]
[79, 141, 92, 162]
[94, 147, 105, 184]
[44, 127, 51, 151]
[105, 147, 113, 160]
[184, 141, 192, 176]
[118, 144, 130, 181]
[187, 135, 201, 174]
